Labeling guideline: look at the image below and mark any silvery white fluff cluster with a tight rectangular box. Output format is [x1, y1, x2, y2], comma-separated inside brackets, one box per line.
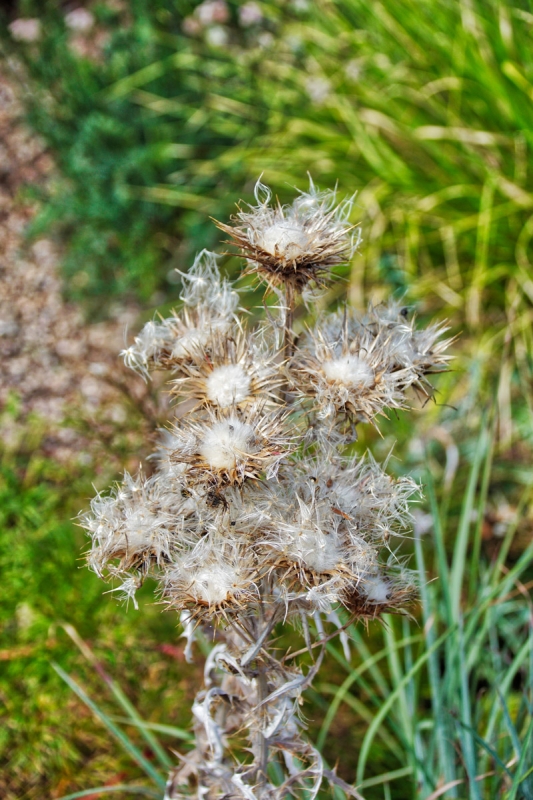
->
[81, 180, 452, 800]
[121, 250, 240, 379]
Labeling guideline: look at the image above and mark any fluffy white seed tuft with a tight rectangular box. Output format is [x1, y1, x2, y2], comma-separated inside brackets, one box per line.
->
[206, 364, 252, 407]
[361, 574, 390, 604]
[288, 524, 341, 573]
[259, 220, 312, 261]
[199, 417, 256, 470]
[188, 564, 240, 606]
[322, 354, 374, 389]
[171, 327, 210, 359]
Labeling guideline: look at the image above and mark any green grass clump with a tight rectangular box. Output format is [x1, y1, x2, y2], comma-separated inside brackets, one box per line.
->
[219, 0, 533, 326]
[0, 434, 198, 800]
[312, 422, 533, 799]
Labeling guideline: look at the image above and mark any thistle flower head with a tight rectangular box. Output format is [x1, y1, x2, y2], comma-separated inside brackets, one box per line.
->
[121, 251, 239, 377]
[365, 300, 453, 379]
[292, 302, 451, 421]
[216, 178, 360, 290]
[164, 527, 259, 618]
[169, 405, 293, 487]
[343, 564, 418, 618]
[82, 471, 183, 578]
[83, 181, 452, 798]
[170, 327, 283, 410]
[280, 493, 345, 575]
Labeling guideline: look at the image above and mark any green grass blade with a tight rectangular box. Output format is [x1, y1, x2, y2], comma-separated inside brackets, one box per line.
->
[356, 766, 413, 790]
[454, 719, 513, 779]
[457, 617, 480, 800]
[317, 682, 404, 761]
[109, 717, 193, 740]
[467, 416, 495, 605]
[57, 787, 161, 800]
[346, 626, 392, 696]
[464, 541, 533, 646]
[424, 468, 452, 622]
[484, 637, 532, 745]
[356, 627, 454, 784]
[317, 634, 422, 750]
[506, 716, 533, 800]
[497, 687, 523, 760]
[52, 663, 166, 789]
[450, 425, 488, 621]
[61, 624, 173, 770]
[415, 532, 457, 788]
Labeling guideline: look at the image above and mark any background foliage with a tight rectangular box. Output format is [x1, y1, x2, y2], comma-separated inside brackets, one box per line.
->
[2, 1, 533, 798]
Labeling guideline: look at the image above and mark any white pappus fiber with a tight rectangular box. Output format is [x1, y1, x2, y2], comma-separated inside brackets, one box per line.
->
[199, 417, 257, 470]
[360, 573, 390, 604]
[322, 354, 375, 390]
[259, 219, 313, 261]
[205, 364, 252, 408]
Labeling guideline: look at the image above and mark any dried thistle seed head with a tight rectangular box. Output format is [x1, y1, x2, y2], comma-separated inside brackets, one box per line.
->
[342, 569, 417, 617]
[178, 250, 238, 313]
[164, 533, 259, 616]
[121, 251, 239, 377]
[81, 472, 184, 577]
[122, 308, 230, 377]
[120, 319, 174, 378]
[294, 450, 419, 545]
[365, 300, 453, 379]
[292, 325, 410, 422]
[292, 302, 451, 421]
[280, 494, 345, 575]
[149, 431, 194, 485]
[171, 329, 283, 409]
[215, 178, 359, 290]
[169, 405, 293, 487]
[252, 482, 377, 590]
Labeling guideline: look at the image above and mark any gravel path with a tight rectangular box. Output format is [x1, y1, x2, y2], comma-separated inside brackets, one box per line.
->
[0, 72, 161, 467]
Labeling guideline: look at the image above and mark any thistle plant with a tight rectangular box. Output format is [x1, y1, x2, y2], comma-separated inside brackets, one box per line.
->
[81, 180, 451, 799]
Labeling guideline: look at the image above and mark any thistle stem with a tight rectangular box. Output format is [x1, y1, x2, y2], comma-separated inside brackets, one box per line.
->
[283, 281, 296, 362]
[255, 595, 270, 794]
[257, 667, 269, 792]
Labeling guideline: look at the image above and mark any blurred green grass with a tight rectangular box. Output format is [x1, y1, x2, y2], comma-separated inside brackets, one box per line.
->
[0, 415, 199, 800]
[2, 0, 533, 798]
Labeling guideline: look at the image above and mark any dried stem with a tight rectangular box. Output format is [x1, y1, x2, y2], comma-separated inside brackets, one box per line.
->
[256, 638, 270, 792]
[283, 280, 296, 362]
